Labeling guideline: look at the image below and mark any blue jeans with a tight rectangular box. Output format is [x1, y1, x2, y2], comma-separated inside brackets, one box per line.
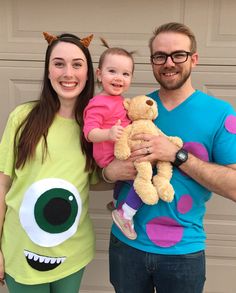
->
[109, 233, 206, 293]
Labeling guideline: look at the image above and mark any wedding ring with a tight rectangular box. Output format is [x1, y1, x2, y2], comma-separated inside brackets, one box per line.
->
[146, 147, 151, 154]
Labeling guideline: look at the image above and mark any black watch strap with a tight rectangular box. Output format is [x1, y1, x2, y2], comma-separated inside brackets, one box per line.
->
[173, 148, 188, 167]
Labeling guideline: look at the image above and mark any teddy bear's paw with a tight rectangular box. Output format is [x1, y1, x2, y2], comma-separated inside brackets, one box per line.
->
[175, 137, 183, 147]
[170, 136, 183, 148]
[154, 178, 175, 202]
[114, 148, 131, 160]
[159, 188, 174, 202]
[134, 180, 159, 205]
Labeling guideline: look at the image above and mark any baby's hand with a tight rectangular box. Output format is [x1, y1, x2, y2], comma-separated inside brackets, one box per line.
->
[109, 120, 124, 141]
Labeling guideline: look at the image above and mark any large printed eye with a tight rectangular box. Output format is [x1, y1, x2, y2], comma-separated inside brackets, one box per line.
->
[19, 178, 82, 247]
[34, 188, 78, 234]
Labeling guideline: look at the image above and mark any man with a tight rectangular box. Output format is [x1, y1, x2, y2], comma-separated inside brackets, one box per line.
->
[103, 22, 236, 293]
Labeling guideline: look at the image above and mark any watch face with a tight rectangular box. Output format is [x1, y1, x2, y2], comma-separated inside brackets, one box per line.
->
[177, 151, 187, 160]
[173, 149, 188, 167]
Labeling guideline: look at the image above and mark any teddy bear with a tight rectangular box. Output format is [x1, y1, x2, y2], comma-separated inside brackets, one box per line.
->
[114, 95, 183, 205]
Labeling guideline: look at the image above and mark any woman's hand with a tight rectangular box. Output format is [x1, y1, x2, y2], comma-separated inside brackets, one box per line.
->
[0, 250, 5, 286]
[104, 158, 137, 182]
[0, 172, 11, 286]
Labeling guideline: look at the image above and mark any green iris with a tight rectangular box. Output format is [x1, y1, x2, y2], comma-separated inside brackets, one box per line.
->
[34, 188, 78, 233]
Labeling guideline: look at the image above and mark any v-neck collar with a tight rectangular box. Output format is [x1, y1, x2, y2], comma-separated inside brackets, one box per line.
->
[157, 90, 198, 113]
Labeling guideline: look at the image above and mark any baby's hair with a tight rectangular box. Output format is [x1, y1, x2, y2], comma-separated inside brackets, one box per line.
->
[98, 37, 135, 73]
[100, 37, 110, 49]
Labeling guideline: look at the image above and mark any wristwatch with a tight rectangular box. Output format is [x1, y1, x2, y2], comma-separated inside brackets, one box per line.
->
[173, 148, 188, 167]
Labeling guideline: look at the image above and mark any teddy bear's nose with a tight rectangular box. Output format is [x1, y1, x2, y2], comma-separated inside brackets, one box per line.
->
[146, 99, 153, 106]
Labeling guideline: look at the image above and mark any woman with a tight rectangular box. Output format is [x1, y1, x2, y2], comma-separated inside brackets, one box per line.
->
[0, 31, 97, 293]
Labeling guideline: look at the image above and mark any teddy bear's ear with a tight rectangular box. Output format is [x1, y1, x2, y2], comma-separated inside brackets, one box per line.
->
[123, 98, 131, 110]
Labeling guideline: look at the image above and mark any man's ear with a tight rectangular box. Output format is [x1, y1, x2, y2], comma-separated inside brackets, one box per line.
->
[191, 52, 199, 68]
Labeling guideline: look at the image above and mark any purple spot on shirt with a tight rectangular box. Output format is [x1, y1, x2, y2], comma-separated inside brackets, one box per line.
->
[183, 142, 209, 162]
[225, 115, 236, 134]
[177, 194, 193, 214]
[146, 216, 183, 247]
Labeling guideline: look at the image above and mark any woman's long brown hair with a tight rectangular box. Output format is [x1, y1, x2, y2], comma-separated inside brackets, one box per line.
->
[14, 33, 96, 172]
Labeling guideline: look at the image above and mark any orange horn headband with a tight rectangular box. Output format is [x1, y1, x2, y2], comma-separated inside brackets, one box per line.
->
[43, 32, 57, 45]
[80, 34, 93, 47]
[43, 32, 93, 47]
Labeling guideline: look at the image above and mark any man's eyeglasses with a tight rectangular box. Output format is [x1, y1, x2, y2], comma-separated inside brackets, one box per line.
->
[150, 51, 193, 65]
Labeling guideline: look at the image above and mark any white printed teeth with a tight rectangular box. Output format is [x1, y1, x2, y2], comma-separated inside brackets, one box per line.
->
[24, 250, 66, 264]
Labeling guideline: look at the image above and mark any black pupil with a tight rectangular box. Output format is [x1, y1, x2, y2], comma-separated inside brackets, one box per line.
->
[44, 197, 71, 225]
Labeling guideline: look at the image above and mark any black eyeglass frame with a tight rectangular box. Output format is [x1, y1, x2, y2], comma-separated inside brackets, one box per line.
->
[150, 50, 193, 65]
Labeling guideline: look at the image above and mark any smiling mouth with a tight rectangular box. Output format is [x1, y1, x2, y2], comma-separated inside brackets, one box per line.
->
[162, 72, 177, 76]
[112, 83, 122, 87]
[60, 82, 77, 88]
[24, 249, 66, 271]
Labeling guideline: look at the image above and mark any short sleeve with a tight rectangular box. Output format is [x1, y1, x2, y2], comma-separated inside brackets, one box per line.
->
[0, 112, 17, 178]
[213, 105, 236, 165]
[83, 101, 109, 140]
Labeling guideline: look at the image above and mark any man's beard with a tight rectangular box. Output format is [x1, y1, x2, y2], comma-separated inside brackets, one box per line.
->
[154, 68, 191, 90]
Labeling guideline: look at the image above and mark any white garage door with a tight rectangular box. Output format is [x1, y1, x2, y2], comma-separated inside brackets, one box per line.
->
[0, 1, 236, 292]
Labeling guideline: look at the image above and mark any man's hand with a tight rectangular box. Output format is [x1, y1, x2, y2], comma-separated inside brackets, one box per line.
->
[130, 133, 180, 163]
[104, 158, 137, 182]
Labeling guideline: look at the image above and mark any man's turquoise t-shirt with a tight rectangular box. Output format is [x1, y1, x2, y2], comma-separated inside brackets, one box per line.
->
[112, 90, 236, 254]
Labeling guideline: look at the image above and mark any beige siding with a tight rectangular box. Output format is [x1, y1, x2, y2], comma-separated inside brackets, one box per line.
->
[0, 0, 236, 292]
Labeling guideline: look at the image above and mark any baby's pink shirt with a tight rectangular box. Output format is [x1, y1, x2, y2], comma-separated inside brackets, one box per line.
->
[83, 95, 130, 167]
